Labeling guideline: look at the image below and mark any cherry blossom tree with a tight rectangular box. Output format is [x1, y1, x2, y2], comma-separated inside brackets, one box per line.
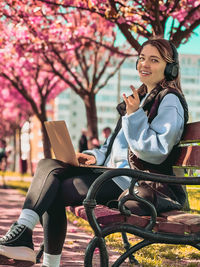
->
[0, 22, 67, 157]
[0, 2, 131, 140]
[36, 0, 200, 51]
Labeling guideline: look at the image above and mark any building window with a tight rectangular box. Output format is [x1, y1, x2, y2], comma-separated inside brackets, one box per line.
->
[58, 115, 67, 120]
[59, 91, 70, 98]
[38, 152, 44, 160]
[58, 104, 68, 110]
[46, 104, 52, 110]
[181, 58, 185, 65]
[187, 58, 191, 64]
[38, 141, 43, 148]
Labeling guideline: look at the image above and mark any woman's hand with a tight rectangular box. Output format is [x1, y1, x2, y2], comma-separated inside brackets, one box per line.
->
[123, 85, 140, 115]
[76, 153, 96, 165]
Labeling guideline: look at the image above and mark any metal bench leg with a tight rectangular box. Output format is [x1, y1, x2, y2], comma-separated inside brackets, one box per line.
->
[121, 232, 139, 265]
[36, 217, 44, 263]
[85, 236, 109, 267]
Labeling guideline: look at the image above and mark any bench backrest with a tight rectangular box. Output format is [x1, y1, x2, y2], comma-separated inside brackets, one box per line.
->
[174, 121, 200, 170]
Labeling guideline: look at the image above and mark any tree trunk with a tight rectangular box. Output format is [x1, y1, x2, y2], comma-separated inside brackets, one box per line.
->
[40, 120, 52, 159]
[12, 129, 17, 172]
[28, 118, 34, 176]
[83, 93, 98, 140]
[35, 104, 52, 159]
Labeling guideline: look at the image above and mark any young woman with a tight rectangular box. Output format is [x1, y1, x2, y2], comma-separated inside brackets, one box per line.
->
[0, 38, 188, 267]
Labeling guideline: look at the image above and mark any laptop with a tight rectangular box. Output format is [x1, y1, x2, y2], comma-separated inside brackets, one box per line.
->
[44, 120, 108, 168]
[44, 120, 79, 166]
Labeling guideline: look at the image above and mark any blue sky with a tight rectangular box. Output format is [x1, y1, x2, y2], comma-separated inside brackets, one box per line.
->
[116, 25, 200, 55]
[177, 29, 200, 55]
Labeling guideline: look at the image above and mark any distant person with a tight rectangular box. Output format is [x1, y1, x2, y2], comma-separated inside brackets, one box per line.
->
[78, 129, 88, 152]
[102, 127, 112, 139]
[0, 140, 7, 166]
[102, 127, 112, 143]
[0, 140, 11, 177]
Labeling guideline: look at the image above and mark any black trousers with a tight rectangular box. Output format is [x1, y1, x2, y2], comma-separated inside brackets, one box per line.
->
[23, 159, 123, 254]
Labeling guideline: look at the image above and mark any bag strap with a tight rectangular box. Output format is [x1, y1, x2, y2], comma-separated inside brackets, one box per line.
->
[103, 117, 122, 164]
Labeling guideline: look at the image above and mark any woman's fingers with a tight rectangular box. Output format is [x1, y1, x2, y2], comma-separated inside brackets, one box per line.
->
[122, 93, 128, 104]
[130, 85, 135, 91]
[122, 85, 140, 115]
[76, 153, 96, 165]
[85, 155, 96, 165]
[130, 85, 139, 101]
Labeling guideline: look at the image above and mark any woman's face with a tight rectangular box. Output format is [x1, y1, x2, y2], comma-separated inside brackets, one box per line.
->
[137, 44, 167, 92]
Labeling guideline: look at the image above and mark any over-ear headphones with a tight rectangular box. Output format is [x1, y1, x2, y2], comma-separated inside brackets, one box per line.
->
[136, 41, 179, 81]
[164, 41, 179, 81]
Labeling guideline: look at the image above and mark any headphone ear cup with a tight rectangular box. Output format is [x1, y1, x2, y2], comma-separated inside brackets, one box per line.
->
[136, 59, 138, 70]
[164, 62, 179, 81]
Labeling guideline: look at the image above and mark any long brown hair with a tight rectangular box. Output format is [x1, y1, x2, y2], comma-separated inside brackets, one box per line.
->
[137, 37, 183, 94]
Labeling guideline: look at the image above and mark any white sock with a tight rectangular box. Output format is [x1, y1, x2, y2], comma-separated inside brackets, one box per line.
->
[17, 209, 39, 230]
[43, 252, 61, 267]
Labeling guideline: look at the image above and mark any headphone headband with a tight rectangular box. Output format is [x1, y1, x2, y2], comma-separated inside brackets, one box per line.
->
[165, 41, 179, 81]
[169, 42, 178, 61]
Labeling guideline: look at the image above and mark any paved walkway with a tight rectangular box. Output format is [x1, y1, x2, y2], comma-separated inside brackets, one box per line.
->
[1, 179, 200, 266]
[0, 180, 130, 267]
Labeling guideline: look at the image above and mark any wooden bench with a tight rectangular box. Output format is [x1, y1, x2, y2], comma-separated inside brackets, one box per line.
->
[67, 121, 200, 266]
[36, 121, 200, 266]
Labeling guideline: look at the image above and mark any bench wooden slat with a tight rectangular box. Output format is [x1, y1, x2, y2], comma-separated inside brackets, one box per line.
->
[181, 121, 200, 143]
[68, 205, 200, 235]
[174, 146, 200, 168]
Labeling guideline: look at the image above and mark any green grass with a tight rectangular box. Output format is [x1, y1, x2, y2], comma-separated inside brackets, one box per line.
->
[186, 185, 200, 213]
[3, 175, 200, 266]
[3, 180, 30, 194]
[0, 171, 31, 177]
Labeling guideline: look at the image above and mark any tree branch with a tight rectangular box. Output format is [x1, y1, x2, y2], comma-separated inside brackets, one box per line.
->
[50, 44, 85, 91]
[74, 47, 90, 88]
[0, 72, 40, 117]
[77, 36, 136, 57]
[95, 56, 127, 94]
[42, 51, 87, 97]
[172, 18, 200, 47]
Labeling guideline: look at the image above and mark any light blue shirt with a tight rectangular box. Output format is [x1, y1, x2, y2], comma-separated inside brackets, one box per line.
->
[83, 94, 185, 190]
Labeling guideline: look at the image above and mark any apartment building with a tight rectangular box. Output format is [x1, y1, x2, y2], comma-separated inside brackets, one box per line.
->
[179, 54, 200, 121]
[54, 90, 87, 150]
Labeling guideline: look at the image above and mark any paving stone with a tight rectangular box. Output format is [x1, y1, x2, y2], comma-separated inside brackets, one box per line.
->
[0, 185, 129, 266]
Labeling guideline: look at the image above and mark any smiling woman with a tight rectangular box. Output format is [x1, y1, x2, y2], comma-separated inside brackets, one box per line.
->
[0, 38, 190, 267]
